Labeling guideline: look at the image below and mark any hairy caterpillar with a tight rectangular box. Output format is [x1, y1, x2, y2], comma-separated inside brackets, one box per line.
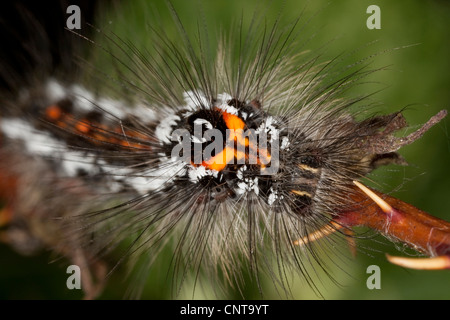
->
[0, 1, 449, 300]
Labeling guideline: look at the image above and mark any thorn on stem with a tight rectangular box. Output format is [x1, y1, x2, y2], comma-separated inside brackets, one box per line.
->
[386, 254, 450, 270]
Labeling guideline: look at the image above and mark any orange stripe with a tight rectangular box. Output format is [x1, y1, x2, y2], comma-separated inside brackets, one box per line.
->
[202, 146, 235, 171]
[199, 109, 273, 171]
[75, 120, 91, 134]
[222, 111, 245, 130]
[44, 104, 153, 150]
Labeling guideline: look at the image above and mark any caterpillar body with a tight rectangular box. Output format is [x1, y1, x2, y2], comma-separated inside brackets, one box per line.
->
[0, 1, 449, 299]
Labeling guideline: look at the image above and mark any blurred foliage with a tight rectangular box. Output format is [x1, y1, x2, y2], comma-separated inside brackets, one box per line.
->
[0, 0, 449, 300]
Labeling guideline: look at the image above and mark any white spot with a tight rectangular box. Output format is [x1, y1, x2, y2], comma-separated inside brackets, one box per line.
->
[191, 135, 205, 143]
[267, 187, 284, 206]
[216, 92, 238, 115]
[217, 104, 238, 115]
[268, 192, 276, 206]
[69, 85, 96, 112]
[139, 156, 187, 192]
[256, 116, 280, 142]
[101, 156, 186, 194]
[46, 80, 158, 124]
[265, 117, 277, 135]
[252, 178, 259, 195]
[241, 112, 248, 120]
[268, 187, 277, 205]
[194, 118, 213, 129]
[131, 103, 158, 123]
[236, 165, 247, 180]
[181, 110, 194, 118]
[95, 97, 127, 119]
[183, 90, 209, 111]
[236, 165, 260, 195]
[45, 79, 67, 103]
[1, 118, 61, 155]
[236, 175, 259, 196]
[217, 93, 233, 102]
[191, 118, 212, 143]
[155, 113, 180, 144]
[281, 136, 290, 150]
[124, 176, 154, 194]
[188, 165, 218, 183]
[0, 118, 99, 177]
[59, 151, 98, 177]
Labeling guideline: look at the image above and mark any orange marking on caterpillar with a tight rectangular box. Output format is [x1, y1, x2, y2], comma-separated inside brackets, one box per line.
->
[75, 120, 92, 134]
[45, 105, 63, 120]
[200, 109, 272, 171]
[44, 104, 152, 150]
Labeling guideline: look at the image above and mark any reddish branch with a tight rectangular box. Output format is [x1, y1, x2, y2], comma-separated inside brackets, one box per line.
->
[336, 182, 450, 269]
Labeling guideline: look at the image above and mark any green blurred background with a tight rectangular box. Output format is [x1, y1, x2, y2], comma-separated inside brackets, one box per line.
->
[0, 0, 449, 299]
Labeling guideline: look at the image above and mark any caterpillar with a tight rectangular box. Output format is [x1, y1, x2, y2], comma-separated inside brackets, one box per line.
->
[0, 0, 449, 300]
